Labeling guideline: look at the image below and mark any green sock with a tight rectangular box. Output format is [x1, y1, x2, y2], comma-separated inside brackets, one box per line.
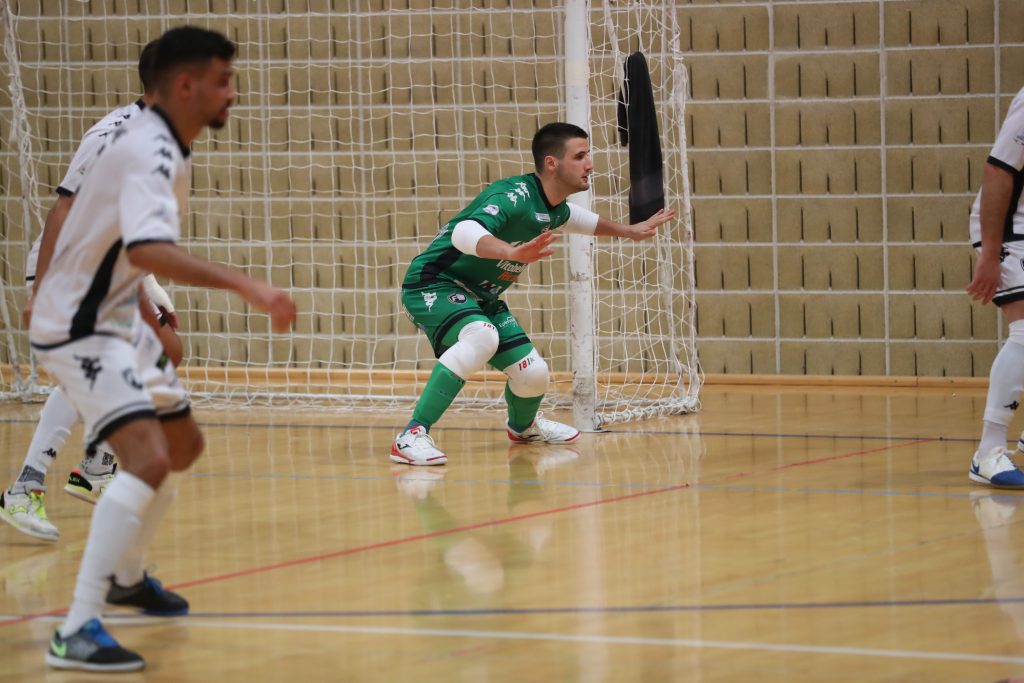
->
[505, 383, 543, 433]
[410, 363, 466, 429]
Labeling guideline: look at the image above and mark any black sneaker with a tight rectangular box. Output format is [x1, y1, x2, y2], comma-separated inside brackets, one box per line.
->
[106, 573, 189, 616]
[45, 618, 145, 672]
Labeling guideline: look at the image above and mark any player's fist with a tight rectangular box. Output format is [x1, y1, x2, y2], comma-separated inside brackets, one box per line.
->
[243, 281, 297, 332]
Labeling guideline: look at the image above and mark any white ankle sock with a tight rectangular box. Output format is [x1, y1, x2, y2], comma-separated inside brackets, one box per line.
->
[60, 472, 155, 637]
[980, 320, 1024, 455]
[115, 471, 181, 587]
[11, 388, 77, 493]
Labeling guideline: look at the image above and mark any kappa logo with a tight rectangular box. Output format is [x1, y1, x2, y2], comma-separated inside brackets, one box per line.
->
[74, 355, 103, 390]
[1006, 400, 1020, 411]
[422, 292, 437, 311]
[483, 204, 500, 216]
[448, 293, 468, 304]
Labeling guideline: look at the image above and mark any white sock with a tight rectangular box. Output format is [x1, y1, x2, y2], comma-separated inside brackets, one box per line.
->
[980, 320, 1024, 456]
[115, 471, 181, 587]
[60, 472, 155, 637]
[10, 388, 77, 493]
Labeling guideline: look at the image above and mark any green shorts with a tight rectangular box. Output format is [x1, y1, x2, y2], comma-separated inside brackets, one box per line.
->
[401, 282, 533, 369]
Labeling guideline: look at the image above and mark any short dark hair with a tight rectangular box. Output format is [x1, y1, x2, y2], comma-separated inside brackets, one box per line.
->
[531, 122, 589, 172]
[138, 39, 160, 93]
[153, 26, 236, 88]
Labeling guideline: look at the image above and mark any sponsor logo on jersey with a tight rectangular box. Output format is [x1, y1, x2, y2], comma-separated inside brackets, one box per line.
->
[483, 204, 500, 216]
[496, 260, 527, 274]
[448, 293, 468, 304]
[535, 212, 550, 222]
[422, 292, 437, 310]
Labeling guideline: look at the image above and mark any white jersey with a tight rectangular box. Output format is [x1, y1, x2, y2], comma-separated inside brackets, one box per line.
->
[970, 86, 1024, 246]
[30, 106, 190, 348]
[26, 100, 145, 281]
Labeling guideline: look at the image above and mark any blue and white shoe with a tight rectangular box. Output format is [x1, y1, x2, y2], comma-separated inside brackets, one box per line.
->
[969, 447, 1024, 489]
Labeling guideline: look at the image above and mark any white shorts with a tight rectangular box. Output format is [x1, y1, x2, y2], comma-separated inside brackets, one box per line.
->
[33, 325, 189, 448]
[974, 241, 1024, 306]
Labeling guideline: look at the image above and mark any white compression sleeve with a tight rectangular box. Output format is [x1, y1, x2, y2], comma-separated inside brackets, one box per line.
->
[563, 203, 599, 235]
[451, 220, 492, 256]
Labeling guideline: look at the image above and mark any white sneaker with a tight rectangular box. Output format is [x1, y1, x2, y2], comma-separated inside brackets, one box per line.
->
[391, 426, 448, 466]
[0, 489, 59, 541]
[970, 447, 1024, 489]
[64, 465, 117, 505]
[507, 413, 581, 444]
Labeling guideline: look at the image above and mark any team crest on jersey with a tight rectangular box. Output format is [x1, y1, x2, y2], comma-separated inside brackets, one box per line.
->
[448, 293, 468, 304]
[483, 204, 500, 216]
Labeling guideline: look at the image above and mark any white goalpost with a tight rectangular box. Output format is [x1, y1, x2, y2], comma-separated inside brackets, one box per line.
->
[0, 0, 700, 427]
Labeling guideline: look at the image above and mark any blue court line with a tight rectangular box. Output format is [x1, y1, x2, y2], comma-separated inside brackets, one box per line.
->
[91, 595, 1024, 621]
[0, 416, 978, 443]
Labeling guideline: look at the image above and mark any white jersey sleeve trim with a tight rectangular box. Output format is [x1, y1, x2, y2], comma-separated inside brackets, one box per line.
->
[451, 220, 492, 256]
[563, 202, 599, 235]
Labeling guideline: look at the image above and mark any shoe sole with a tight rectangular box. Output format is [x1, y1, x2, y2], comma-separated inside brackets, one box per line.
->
[45, 653, 145, 672]
[968, 471, 1024, 489]
[507, 430, 581, 444]
[390, 445, 447, 466]
[64, 484, 100, 506]
[0, 510, 59, 542]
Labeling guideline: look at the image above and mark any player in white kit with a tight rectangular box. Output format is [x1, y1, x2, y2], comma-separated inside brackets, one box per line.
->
[34, 27, 296, 672]
[966, 84, 1024, 488]
[0, 40, 184, 542]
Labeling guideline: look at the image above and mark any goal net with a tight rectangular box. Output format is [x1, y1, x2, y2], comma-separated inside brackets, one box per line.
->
[0, 0, 700, 427]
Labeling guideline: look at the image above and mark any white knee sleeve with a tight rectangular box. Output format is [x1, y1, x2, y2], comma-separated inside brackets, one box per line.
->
[503, 349, 548, 398]
[438, 321, 499, 380]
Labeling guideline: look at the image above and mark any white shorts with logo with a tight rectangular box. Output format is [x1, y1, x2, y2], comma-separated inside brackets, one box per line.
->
[973, 240, 1024, 306]
[33, 324, 189, 448]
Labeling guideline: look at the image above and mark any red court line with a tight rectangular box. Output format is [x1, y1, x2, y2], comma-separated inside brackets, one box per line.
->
[0, 436, 937, 628]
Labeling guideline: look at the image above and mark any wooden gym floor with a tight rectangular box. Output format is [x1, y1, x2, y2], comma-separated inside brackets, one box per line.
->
[1, 384, 1023, 682]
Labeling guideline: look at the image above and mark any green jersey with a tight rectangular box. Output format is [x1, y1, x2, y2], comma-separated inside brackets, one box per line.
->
[402, 173, 572, 300]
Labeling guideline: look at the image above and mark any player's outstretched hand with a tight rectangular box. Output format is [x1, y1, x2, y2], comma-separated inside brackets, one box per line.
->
[966, 254, 1001, 305]
[243, 280, 297, 332]
[625, 207, 676, 241]
[509, 230, 557, 263]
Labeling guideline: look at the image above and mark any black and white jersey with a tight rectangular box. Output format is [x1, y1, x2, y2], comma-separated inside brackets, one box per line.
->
[30, 106, 190, 348]
[970, 86, 1024, 246]
[25, 100, 144, 280]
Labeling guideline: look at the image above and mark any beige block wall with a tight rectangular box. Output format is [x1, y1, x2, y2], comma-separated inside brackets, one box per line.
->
[2, 1, 1022, 379]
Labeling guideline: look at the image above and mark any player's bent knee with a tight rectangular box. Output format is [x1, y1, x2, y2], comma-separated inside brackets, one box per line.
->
[439, 321, 500, 379]
[504, 349, 548, 397]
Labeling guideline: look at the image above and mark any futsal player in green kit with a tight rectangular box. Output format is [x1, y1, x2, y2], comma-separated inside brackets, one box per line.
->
[393, 122, 675, 465]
